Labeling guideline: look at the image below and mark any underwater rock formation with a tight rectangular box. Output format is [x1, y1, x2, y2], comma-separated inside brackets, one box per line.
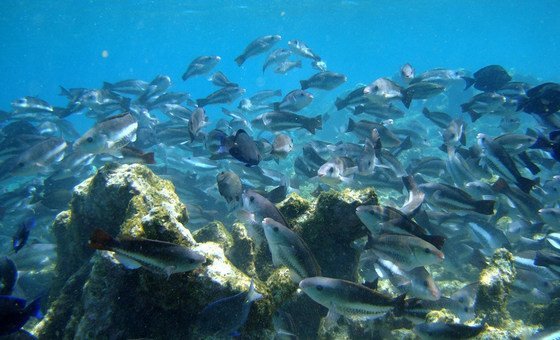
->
[32, 164, 275, 339]
[475, 248, 516, 327]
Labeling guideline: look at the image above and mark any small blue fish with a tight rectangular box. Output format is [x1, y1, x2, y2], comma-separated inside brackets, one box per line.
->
[197, 279, 262, 337]
[13, 217, 36, 253]
[0, 296, 43, 336]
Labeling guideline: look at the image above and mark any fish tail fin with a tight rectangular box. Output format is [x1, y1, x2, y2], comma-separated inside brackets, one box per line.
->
[59, 86, 72, 98]
[273, 102, 280, 111]
[401, 88, 413, 109]
[420, 234, 446, 250]
[347, 118, 356, 132]
[89, 228, 117, 250]
[295, 60, 302, 68]
[460, 131, 467, 146]
[491, 177, 509, 193]
[530, 134, 553, 150]
[273, 89, 282, 97]
[353, 104, 364, 115]
[422, 107, 430, 116]
[234, 55, 245, 66]
[475, 199, 496, 215]
[335, 98, 345, 111]
[393, 293, 407, 316]
[247, 279, 263, 303]
[181, 72, 189, 81]
[467, 109, 482, 122]
[102, 82, 112, 90]
[196, 99, 206, 107]
[142, 152, 156, 164]
[534, 251, 558, 267]
[462, 76, 476, 90]
[25, 296, 43, 320]
[300, 80, 309, 90]
[516, 176, 538, 194]
[399, 135, 413, 151]
[305, 115, 323, 134]
[518, 151, 540, 175]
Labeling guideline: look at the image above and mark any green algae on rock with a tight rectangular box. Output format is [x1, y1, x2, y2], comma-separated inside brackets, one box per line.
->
[295, 188, 377, 280]
[33, 164, 276, 339]
[475, 248, 516, 327]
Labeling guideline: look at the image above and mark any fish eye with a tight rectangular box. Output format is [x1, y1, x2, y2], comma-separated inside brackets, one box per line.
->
[328, 167, 334, 174]
[424, 248, 431, 254]
[17, 162, 25, 168]
[189, 259, 196, 264]
[458, 297, 465, 303]
[464, 307, 469, 312]
[273, 226, 279, 232]
[249, 196, 255, 202]
[316, 285, 323, 291]
[423, 280, 429, 287]
[17, 99, 25, 104]
[86, 137, 94, 143]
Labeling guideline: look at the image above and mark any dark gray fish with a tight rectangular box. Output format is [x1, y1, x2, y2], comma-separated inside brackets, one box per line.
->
[208, 71, 238, 87]
[188, 107, 208, 142]
[263, 48, 292, 72]
[228, 129, 261, 166]
[273, 89, 313, 112]
[461, 92, 510, 122]
[477, 133, 537, 193]
[182, 55, 221, 81]
[235, 34, 282, 66]
[252, 111, 322, 134]
[288, 39, 321, 61]
[491, 178, 543, 222]
[274, 60, 302, 74]
[354, 102, 404, 120]
[217, 171, 242, 204]
[299, 276, 406, 320]
[422, 107, 453, 129]
[419, 182, 495, 215]
[196, 86, 246, 107]
[250, 89, 282, 104]
[355, 205, 444, 250]
[414, 322, 485, 340]
[463, 64, 511, 92]
[300, 71, 347, 90]
[335, 86, 368, 111]
[401, 82, 445, 109]
[197, 279, 262, 337]
[88, 229, 205, 277]
[102, 79, 149, 95]
[518, 82, 560, 115]
[262, 217, 321, 283]
[137, 75, 171, 104]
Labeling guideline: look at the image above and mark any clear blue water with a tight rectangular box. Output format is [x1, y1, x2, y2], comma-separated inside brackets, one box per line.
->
[1, 1, 559, 128]
[2, 1, 560, 338]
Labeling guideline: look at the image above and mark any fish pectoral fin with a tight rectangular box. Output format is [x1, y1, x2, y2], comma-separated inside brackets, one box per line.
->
[164, 266, 176, 278]
[325, 303, 341, 329]
[113, 253, 142, 270]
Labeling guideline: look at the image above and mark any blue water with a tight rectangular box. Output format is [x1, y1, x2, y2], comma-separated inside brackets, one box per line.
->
[1, 1, 559, 128]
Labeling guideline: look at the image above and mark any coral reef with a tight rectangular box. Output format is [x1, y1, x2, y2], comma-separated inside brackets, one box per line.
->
[32, 164, 276, 339]
[475, 248, 516, 327]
